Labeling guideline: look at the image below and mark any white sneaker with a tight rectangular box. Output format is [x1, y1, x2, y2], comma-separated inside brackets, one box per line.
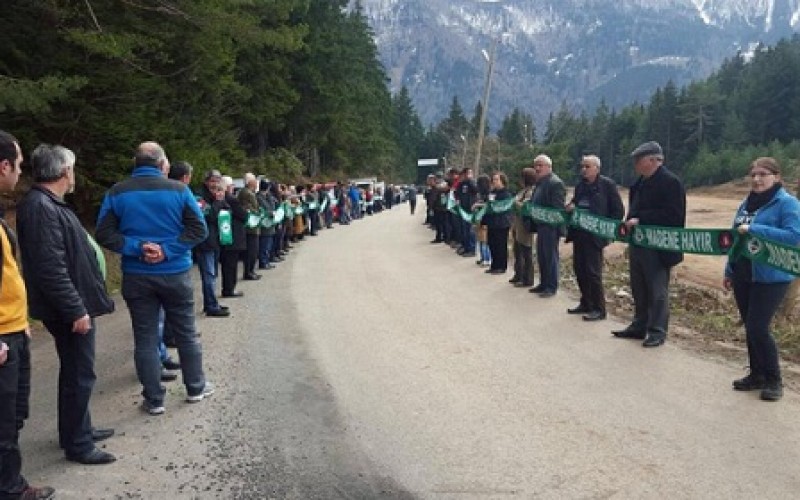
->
[141, 401, 166, 415]
[186, 382, 215, 403]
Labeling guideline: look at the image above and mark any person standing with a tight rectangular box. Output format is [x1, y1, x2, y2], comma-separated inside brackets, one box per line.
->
[256, 179, 277, 270]
[238, 173, 261, 280]
[510, 167, 536, 288]
[16, 145, 117, 465]
[564, 155, 624, 321]
[0, 130, 56, 499]
[612, 141, 686, 348]
[483, 172, 512, 274]
[220, 175, 247, 297]
[96, 141, 213, 415]
[724, 157, 800, 401]
[407, 184, 417, 215]
[194, 170, 231, 316]
[529, 155, 566, 298]
[457, 168, 478, 257]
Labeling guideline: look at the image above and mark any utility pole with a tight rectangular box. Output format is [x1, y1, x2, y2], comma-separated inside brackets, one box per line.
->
[474, 39, 497, 176]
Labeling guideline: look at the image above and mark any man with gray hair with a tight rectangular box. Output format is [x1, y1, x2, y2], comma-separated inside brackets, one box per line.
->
[564, 155, 624, 321]
[238, 172, 261, 280]
[529, 154, 566, 298]
[612, 141, 686, 347]
[97, 141, 213, 415]
[17, 144, 117, 465]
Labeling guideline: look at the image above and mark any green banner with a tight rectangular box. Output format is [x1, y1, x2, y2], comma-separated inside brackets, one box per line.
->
[218, 209, 233, 245]
[487, 197, 514, 214]
[245, 212, 261, 229]
[569, 208, 625, 241]
[320, 197, 329, 213]
[630, 225, 734, 255]
[307, 201, 319, 211]
[273, 206, 285, 223]
[738, 234, 800, 276]
[527, 205, 569, 227]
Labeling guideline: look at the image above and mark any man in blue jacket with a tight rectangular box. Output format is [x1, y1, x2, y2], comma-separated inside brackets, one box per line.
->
[97, 141, 213, 415]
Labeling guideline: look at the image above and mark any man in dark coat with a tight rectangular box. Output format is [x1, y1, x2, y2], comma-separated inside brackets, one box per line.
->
[612, 141, 686, 347]
[195, 170, 230, 316]
[220, 176, 247, 297]
[565, 155, 625, 321]
[17, 144, 116, 465]
[529, 154, 566, 297]
[238, 173, 261, 280]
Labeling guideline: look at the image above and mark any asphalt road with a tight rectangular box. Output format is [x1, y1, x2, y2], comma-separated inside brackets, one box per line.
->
[20, 203, 800, 499]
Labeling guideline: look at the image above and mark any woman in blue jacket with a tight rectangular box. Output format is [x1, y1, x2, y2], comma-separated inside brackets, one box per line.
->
[724, 157, 800, 401]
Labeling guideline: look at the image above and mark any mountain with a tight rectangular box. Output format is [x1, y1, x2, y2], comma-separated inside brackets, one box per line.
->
[357, 0, 800, 131]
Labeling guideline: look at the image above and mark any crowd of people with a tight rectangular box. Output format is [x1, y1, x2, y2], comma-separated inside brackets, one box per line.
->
[0, 131, 398, 499]
[423, 141, 800, 404]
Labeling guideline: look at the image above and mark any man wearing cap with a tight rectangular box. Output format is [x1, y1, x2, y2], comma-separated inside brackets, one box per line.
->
[194, 169, 230, 317]
[612, 141, 686, 347]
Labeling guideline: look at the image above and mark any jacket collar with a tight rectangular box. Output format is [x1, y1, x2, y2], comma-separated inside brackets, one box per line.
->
[31, 184, 68, 206]
[132, 166, 163, 177]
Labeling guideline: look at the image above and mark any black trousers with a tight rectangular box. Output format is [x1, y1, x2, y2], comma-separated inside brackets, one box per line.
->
[0, 332, 30, 497]
[433, 211, 446, 241]
[513, 241, 534, 285]
[409, 200, 416, 215]
[536, 225, 561, 293]
[573, 232, 606, 313]
[449, 211, 461, 243]
[732, 280, 789, 381]
[629, 246, 671, 337]
[220, 247, 240, 295]
[488, 227, 510, 271]
[243, 234, 259, 276]
[43, 320, 96, 457]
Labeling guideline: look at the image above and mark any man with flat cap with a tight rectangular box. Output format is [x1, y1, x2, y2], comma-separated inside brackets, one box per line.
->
[613, 141, 686, 347]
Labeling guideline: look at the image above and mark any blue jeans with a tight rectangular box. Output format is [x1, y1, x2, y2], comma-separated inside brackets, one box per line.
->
[479, 241, 491, 263]
[258, 234, 274, 267]
[461, 219, 476, 253]
[122, 271, 206, 405]
[196, 249, 221, 312]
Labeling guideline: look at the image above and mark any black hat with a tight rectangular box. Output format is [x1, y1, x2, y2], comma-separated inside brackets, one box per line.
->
[259, 179, 269, 191]
[204, 169, 222, 181]
[630, 141, 663, 159]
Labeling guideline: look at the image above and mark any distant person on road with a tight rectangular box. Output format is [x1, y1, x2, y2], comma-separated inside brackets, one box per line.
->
[724, 157, 800, 401]
[483, 172, 512, 274]
[407, 184, 417, 215]
[564, 155, 624, 321]
[96, 141, 213, 415]
[17, 144, 117, 465]
[529, 155, 566, 298]
[509, 167, 536, 289]
[612, 141, 686, 348]
[0, 130, 56, 500]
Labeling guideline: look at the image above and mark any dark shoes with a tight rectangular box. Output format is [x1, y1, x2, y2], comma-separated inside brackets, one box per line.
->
[509, 276, 520, 284]
[583, 311, 607, 321]
[161, 368, 178, 382]
[642, 334, 666, 348]
[760, 380, 783, 401]
[567, 305, 589, 314]
[733, 372, 766, 391]
[611, 328, 646, 339]
[91, 428, 115, 442]
[538, 291, 556, 298]
[66, 448, 116, 465]
[206, 308, 231, 317]
[430, 239, 443, 244]
[528, 285, 544, 293]
[485, 269, 505, 275]
[18, 486, 56, 500]
[162, 357, 181, 370]
[221, 291, 244, 298]
[243, 273, 261, 280]
[514, 282, 532, 288]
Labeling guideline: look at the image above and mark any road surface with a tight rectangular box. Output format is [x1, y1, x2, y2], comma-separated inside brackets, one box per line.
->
[21, 204, 800, 499]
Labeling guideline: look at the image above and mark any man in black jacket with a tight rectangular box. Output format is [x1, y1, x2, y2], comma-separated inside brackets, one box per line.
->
[16, 144, 116, 465]
[195, 170, 230, 316]
[613, 141, 686, 347]
[220, 176, 247, 297]
[565, 155, 624, 321]
[530, 155, 566, 297]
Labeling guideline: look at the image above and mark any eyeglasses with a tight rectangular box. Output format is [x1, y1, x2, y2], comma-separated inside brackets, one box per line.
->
[749, 172, 775, 179]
